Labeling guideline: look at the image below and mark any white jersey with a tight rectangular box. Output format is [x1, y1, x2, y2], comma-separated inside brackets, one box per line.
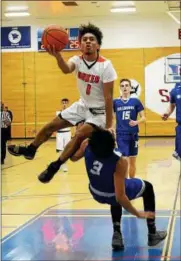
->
[68, 55, 117, 108]
[56, 111, 71, 131]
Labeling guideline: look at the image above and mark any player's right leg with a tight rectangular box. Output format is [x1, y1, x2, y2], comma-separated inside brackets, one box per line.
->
[8, 116, 72, 160]
[88, 190, 124, 250]
[128, 135, 138, 178]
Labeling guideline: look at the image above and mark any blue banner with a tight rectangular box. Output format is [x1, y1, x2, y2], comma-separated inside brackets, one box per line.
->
[37, 27, 79, 51]
[1, 26, 31, 49]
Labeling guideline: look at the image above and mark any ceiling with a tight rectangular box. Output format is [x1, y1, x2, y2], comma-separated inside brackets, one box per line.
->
[1, 1, 180, 22]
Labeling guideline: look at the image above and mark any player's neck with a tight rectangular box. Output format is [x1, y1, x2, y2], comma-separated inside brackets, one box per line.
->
[121, 94, 130, 100]
[83, 53, 98, 62]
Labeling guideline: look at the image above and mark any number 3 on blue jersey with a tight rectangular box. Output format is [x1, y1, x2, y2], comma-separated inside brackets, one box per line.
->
[90, 161, 103, 176]
[122, 111, 130, 120]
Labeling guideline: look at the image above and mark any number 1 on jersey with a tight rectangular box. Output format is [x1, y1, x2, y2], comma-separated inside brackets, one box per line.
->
[86, 84, 92, 95]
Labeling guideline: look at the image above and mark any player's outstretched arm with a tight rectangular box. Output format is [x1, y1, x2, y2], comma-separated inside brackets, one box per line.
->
[46, 45, 75, 74]
[70, 139, 89, 162]
[114, 158, 154, 219]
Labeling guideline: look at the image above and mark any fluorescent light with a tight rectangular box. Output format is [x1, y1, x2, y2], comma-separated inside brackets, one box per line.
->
[110, 7, 136, 13]
[112, 1, 135, 7]
[6, 6, 28, 11]
[5, 12, 30, 17]
[167, 11, 180, 25]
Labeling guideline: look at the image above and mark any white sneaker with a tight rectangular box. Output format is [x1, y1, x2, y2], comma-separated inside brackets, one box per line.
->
[63, 167, 68, 172]
[172, 151, 181, 161]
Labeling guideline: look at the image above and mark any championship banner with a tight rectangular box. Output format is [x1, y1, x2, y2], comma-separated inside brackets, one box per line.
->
[1, 26, 31, 49]
[37, 27, 79, 51]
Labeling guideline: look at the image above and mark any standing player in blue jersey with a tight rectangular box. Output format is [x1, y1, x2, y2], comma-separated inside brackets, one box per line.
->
[162, 83, 181, 161]
[113, 79, 145, 178]
[71, 128, 167, 250]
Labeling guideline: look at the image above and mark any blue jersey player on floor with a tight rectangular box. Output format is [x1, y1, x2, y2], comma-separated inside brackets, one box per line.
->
[71, 128, 167, 250]
[162, 83, 181, 161]
[113, 79, 145, 178]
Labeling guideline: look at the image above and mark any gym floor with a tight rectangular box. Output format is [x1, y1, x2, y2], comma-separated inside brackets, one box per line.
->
[2, 138, 181, 261]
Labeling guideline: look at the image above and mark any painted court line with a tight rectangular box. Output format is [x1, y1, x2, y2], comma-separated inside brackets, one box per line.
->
[161, 172, 181, 261]
[2, 188, 29, 201]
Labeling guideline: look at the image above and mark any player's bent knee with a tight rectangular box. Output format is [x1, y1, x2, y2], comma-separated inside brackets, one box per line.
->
[75, 130, 88, 141]
[144, 180, 154, 193]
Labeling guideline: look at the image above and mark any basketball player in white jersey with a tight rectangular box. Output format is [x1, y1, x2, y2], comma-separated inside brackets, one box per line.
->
[56, 98, 71, 172]
[8, 23, 117, 183]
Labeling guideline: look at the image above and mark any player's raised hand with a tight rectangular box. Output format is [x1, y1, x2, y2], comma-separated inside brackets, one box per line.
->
[137, 211, 155, 219]
[129, 120, 138, 127]
[161, 113, 169, 121]
[46, 45, 61, 58]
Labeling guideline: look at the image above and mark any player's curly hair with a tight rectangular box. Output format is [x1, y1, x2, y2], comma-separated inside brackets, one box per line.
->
[88, 128, 115, 158]
[79, 23, 103, 46]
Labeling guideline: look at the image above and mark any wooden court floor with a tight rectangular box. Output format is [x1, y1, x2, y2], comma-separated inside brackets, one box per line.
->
[1, 137, 181, 261]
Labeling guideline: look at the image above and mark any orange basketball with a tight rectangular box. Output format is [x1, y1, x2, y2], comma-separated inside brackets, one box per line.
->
[42, 25, 69, 51]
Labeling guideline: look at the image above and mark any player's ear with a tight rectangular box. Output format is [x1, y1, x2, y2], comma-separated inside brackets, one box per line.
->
[97, 44, 100, 52]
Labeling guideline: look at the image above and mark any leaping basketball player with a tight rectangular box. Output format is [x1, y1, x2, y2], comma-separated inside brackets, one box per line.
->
[8, 23, 117, 183]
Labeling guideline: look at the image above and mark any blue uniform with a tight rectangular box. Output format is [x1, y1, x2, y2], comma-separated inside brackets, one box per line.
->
[170, 83, 181, 157]
[84, 145, 145, 206]
[113, 98, 144, 157]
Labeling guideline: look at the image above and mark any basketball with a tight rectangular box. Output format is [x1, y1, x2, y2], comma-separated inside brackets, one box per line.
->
[42, 25, 69, 51]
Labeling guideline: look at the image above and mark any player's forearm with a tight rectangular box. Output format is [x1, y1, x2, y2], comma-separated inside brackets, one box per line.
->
[166, 104, 175, 116]
[105, 98, 113, 128]
[117, 194, 140, 217]
[55, 53, 71, 74]
[137, 116, 146, 125]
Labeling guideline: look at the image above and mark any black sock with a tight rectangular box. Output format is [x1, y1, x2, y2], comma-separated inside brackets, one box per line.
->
[29, 143, 38, 152]
[147, 219, 156, 234]
[52, 158, 63, 169]
[110, 205, 122, 233]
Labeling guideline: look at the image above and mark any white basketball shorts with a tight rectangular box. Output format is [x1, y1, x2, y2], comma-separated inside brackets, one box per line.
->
[60, 100, 106, 128]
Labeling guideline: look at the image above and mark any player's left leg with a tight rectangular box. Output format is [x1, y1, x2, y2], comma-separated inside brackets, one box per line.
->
[124, 178, 167, 246]
[38, 109, 106, 183]
[110, 205, 124, 250]
[141, 180, 167, 246]
[38, 123, 95, 183]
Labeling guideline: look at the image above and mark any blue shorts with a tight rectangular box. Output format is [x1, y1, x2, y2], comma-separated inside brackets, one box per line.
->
[116, 133, 138, 157]
[176, 125, 181, 157]
[90, 178, 145, 206]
